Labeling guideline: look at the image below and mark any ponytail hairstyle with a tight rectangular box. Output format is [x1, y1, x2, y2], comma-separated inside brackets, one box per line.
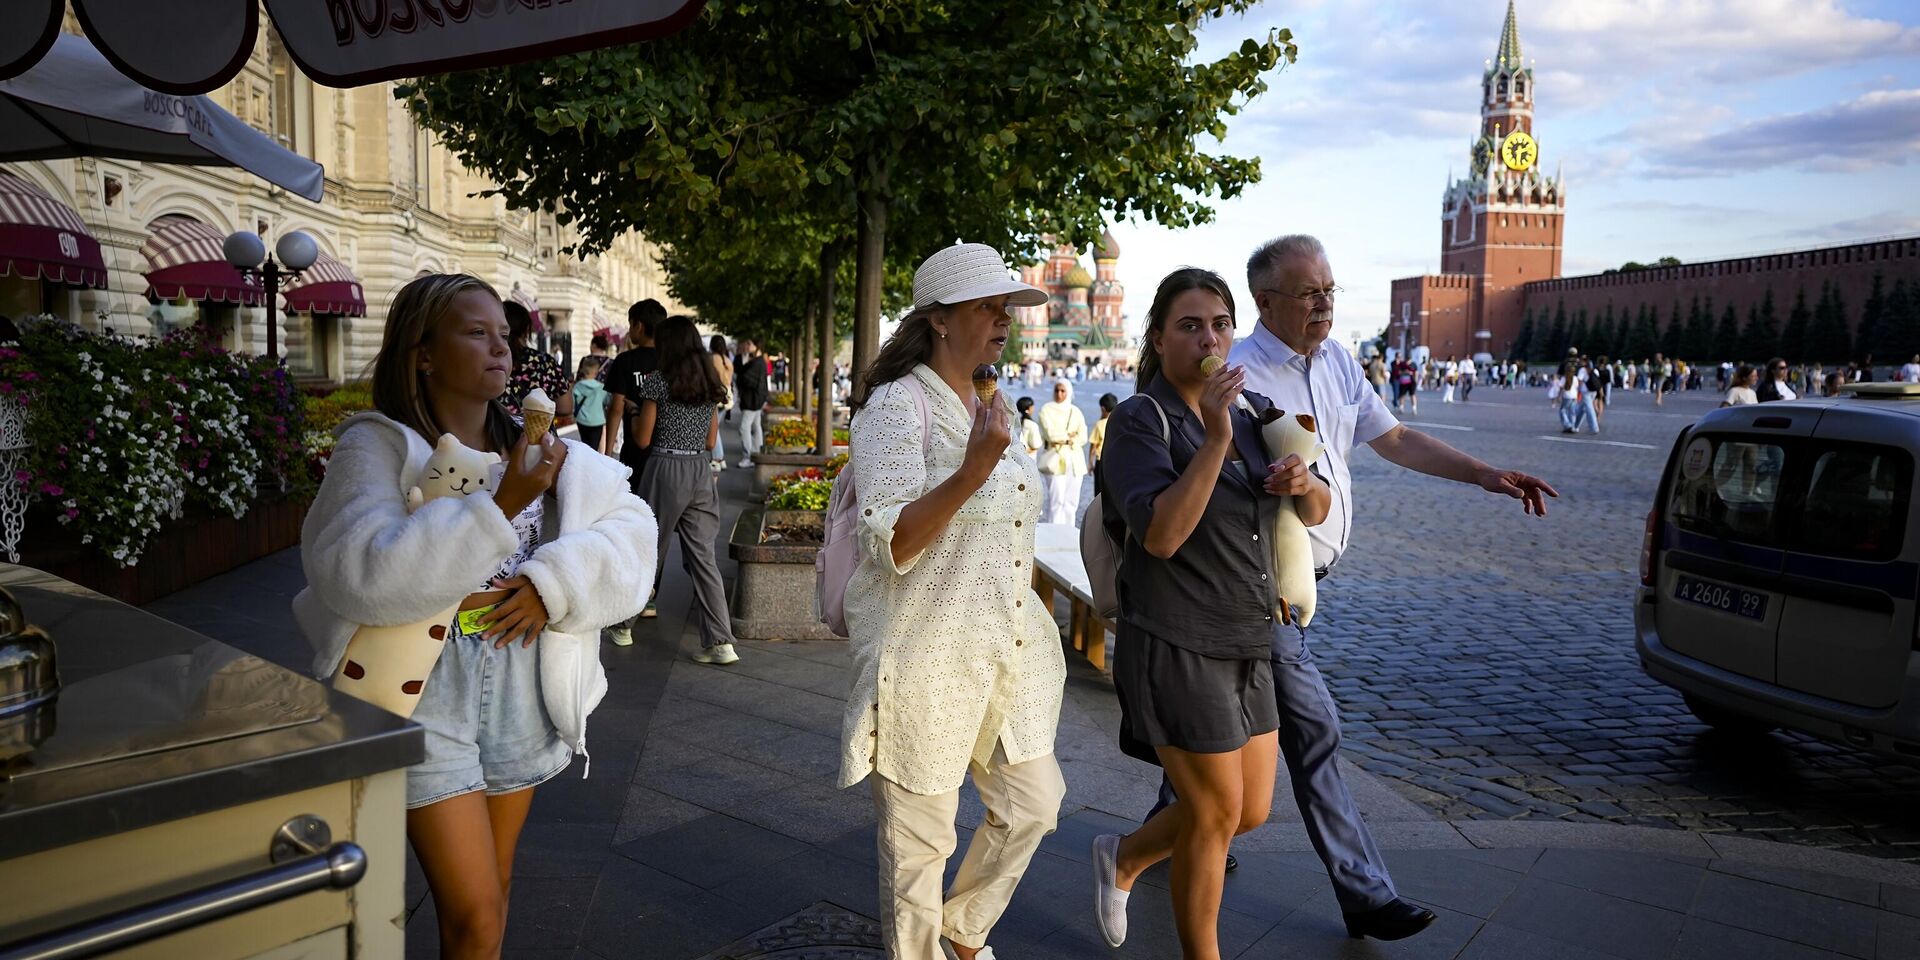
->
[655, 315, 729, 404]
[1136, 267, 1236, 391]
[852, 304, 944, 410]
[370, 273, 519, 453]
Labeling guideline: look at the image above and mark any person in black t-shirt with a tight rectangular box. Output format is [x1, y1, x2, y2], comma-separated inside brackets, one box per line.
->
[732, 338, 768, 468]
[604, 299, 667, 487]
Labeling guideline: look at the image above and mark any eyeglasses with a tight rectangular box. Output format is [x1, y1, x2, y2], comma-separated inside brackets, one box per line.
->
[1261, 285, 1344, 305]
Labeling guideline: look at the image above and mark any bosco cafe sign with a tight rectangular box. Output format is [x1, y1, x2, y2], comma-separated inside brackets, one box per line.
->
[0, 0, 706, 94]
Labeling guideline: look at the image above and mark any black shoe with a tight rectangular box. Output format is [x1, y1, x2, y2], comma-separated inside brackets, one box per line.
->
[1343, 899, 1436, 941]
[1224, 853, 1238, 874]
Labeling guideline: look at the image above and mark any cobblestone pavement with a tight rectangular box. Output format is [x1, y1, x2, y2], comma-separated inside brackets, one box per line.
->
[1292, 383, 1920, 861]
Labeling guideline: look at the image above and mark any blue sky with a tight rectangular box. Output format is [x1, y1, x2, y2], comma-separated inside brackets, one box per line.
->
[1103, 0, 1920, 348]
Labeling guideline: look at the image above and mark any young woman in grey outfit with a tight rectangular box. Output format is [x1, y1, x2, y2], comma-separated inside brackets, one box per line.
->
[633, 315, 741, 664]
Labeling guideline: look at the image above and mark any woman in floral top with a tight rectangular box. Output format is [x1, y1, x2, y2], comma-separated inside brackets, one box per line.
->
[499, 300, 573, 419]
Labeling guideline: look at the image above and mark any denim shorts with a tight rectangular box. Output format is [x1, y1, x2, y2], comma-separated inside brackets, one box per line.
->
[405, 609, 574, 809]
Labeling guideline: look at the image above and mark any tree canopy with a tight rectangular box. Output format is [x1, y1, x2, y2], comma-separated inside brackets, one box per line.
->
[399, 0, 1297, 394]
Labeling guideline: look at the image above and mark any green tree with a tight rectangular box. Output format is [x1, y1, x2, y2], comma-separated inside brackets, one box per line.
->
[1883, 279, 1919, 365]
[401, 1, 1296, 395]
[1568, 308, 1590, 357]
[1544, 300, 1569, 359]
[1738, 290, 1779, 363]
[1625, 303, 1658, 360]
[1661, 302, 1684, 358]
[1682, 294, 1712, 359]
[1512, 311, 1535, 361]
[1708, 297, 1737, 361]
[1860, 273, 1889, 362]
[1806, 280, 1852, 363]
[1779, 287, 1811, 364]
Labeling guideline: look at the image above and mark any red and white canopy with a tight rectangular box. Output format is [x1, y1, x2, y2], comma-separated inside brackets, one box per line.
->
[141, 214, 261, 305]
[282, 250, 365, 317]
[0, 169, 107, 288]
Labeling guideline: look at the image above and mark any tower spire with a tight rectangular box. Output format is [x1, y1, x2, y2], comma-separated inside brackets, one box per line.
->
[1495, 0, 1523, 69]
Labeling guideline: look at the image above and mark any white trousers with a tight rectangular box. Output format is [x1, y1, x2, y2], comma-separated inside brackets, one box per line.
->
[737, 409, 764, 460]
[871, 748, 1065, 958]
[1041, 473, 1080, 525]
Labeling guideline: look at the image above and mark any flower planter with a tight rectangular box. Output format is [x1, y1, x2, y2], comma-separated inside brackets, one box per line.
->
[727, 503, 839, 641]
[751, 451, 831, 497]
[16, 496, 309, 605]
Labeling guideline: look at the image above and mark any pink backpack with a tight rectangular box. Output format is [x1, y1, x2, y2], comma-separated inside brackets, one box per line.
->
[816, 378, 931, 637]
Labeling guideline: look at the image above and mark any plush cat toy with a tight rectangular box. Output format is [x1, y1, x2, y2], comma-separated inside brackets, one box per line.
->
[1258, 410, 1327, 628]
[332, 434, 502, 717]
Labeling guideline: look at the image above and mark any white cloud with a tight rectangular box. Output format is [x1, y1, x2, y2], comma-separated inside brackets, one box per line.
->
[1810, 210, 1920, 238]
[1639, 88, 1920, 175]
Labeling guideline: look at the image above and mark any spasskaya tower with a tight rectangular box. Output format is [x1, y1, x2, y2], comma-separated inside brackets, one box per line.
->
[1389, 0, 1566, 359]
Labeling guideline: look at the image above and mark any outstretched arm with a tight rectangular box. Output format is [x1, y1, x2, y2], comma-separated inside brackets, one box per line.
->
[1367, 424, 1558, 516]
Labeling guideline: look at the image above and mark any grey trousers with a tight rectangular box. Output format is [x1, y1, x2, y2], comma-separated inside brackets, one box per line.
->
[1150, 621, 1397, 914]
[636, 448, 736, 650]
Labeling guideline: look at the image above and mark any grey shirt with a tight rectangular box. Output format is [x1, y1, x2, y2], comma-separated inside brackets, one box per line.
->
[1100, 374, 1282, 661]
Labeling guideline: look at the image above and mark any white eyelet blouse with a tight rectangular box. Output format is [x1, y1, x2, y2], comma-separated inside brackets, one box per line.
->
[838, 364, 1066, 796]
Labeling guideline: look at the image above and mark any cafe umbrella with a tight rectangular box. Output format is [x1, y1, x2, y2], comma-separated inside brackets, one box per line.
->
[0, 32, 324, 201]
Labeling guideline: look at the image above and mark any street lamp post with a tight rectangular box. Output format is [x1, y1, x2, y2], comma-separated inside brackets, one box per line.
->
[223, 230, 318, 360]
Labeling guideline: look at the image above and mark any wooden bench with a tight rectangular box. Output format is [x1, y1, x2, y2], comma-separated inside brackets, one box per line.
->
[1031, 522, 1112, 671]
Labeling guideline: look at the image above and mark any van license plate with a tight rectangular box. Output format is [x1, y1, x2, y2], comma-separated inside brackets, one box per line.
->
[1673, 574, 1768, 621]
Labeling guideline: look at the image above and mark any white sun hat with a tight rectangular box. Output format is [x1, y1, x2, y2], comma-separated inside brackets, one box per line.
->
[913, 241, 1049, 309]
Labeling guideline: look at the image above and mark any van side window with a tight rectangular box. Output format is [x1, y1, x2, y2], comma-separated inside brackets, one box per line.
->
[1670, 440, 1784, 546]
[1797, 447, 1911, 562]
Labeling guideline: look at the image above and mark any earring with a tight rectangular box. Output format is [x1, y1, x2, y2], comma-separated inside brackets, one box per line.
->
[940, 332, 948, 340]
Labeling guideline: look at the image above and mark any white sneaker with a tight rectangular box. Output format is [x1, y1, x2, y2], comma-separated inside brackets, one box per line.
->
[1092, 833, 1128, 947]
[607, 624, 633, 646]
[737, 458, 754, 468]
[692, 643, 740, 665]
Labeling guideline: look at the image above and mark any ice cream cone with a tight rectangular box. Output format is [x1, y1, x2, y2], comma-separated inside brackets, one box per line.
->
[1200, 356, 1225, 377]
[971, 363, 999, 403]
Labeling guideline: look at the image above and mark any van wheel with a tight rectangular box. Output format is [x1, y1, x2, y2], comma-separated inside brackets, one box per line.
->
[1684, 694, 1776, 736]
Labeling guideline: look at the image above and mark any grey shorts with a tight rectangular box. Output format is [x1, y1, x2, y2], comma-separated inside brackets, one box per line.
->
[1113, 623, 1279, 756]
[405, 610, 573, 809]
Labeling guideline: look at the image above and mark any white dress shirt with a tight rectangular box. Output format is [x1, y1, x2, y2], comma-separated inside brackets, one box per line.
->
[1229, 324, 1400, 571]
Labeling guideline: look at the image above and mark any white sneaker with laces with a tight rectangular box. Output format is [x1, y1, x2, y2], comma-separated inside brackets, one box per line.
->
[1092, 833, 1129, 947]
[606, 624, 633, 646]
[692, 643, 740, 665]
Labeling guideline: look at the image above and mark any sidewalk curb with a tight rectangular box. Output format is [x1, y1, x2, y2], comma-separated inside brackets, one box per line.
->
[1234, 817, 1920, 890]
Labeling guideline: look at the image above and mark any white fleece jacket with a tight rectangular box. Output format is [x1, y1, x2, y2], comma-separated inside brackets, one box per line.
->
[292, 412, 658, 769]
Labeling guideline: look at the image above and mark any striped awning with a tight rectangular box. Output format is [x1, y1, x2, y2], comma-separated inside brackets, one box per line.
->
[141, 215, 261, 305]
[0, 169, 107, 288]
[507, 283, 543, 333]
[282, 251, 365, 316]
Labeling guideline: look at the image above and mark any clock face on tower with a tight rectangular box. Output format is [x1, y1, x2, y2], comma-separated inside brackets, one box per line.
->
[1501, 131, 1538, 171]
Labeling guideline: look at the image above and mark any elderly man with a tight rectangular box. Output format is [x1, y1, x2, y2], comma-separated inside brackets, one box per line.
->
[1150, 234, 1555, 942]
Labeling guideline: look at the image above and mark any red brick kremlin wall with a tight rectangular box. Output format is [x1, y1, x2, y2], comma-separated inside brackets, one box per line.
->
[1521, 236, 1920, 354]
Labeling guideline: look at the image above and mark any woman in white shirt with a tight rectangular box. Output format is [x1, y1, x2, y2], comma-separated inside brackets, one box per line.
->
[842, 242, 1066, 960]
[1015, 396, 1043, 458]
[1037, 378, 1089, 524]
[1722, 364, 1759, 406]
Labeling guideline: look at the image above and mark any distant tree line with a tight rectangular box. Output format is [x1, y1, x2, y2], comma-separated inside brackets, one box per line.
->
[1508, 272, 1920, 365]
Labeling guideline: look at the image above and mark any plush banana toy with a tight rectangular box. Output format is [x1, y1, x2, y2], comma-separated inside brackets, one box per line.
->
[1259, 409, 1326, 627]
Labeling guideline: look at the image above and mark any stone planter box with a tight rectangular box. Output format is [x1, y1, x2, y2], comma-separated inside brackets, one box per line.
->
[728, 503, 839, 641]
[17, 496, 309, 605]
[751, 451, 831, 496]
